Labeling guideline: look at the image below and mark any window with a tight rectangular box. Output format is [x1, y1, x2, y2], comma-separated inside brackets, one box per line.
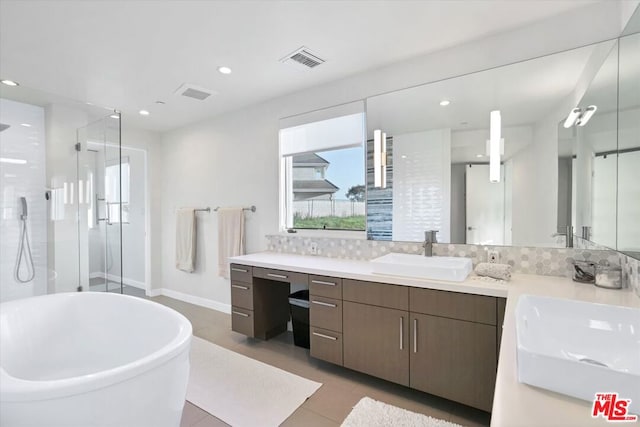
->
[104, 157, 130, 223]
[279, 104, 365, 231]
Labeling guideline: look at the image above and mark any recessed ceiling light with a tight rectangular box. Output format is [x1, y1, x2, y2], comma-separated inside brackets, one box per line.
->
[1, 79, 19, 86]
[155, 100, 166, 105]
[217, 66, 232, 75]
[20, 123, 31, 127]
[139, 110, 150, 116]
[439, 100, 450, 106]
[476, 154, 484, 158]
[110, 114, 119, 119]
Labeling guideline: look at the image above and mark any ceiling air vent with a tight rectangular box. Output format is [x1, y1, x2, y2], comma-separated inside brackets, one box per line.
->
[280, 46, 325, 69]
[174, 83, 217, 101]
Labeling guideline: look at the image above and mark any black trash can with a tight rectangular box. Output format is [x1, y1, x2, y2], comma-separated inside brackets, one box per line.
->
[288, 289, 310, 349]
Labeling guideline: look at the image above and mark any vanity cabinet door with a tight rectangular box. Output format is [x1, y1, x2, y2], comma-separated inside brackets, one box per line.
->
[231, 281, 253, 310]
[309, 296, 342, 332]
[343, 301, 409, 386]
[497, 297, 506, 355]
[230, 264, 252, 283]
[410, 312, 497, 412]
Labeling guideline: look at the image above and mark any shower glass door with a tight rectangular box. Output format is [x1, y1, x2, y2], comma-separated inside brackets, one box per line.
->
[77, 113, 122, 293]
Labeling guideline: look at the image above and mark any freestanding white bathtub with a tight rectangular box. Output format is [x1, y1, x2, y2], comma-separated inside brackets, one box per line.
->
[0, 292, 192, 427]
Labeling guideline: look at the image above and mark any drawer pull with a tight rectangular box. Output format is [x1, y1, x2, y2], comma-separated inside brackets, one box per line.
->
[231, 267, 248, 273]
[400, 317, 404, 350]
[312, 332, 337, 341]
[232, 311, 250, 318]
[267, 273, 288, 279]
[413, 318, 417, 353]
[311, 280, 336, 286]
[231, 284, 249, 290]
[312, 300, 337, 308]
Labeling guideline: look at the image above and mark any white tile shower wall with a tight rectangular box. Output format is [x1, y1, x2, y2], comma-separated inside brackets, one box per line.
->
[392, 129, 451, 242]
[265, 235, 640, 287]
[0, 99, 47, 302]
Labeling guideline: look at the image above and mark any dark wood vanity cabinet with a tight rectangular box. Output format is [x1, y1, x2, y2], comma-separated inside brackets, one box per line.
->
[230, 264, 294, 340]
[229, 264, 508, 412]
[309, 275, 344, 365]
[408, 288, 499, 412]
[342, 279, 410, 385]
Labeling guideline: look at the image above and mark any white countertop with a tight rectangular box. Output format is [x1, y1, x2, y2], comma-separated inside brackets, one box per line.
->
[229, 252, 640, 426]
[492, 275, 640, 427]
[230, 252, 508, 297]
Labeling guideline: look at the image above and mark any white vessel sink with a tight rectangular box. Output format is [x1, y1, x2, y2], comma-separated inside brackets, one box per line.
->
[515, 295, 640, 414]
[370, 253, 472, 282]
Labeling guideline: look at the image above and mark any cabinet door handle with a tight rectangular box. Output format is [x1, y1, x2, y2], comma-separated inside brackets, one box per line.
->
[312, 300, 337, 308]
[232, 311, 250, 318]
[231, 284, 249, 290]
[312, 332, 337, 341]
[311, 280, 336, 286]
[267, 273, 288, 279]
[231, 267, 248, 273]
[413, 318, 417, 353]
[400, 317, 404, 350]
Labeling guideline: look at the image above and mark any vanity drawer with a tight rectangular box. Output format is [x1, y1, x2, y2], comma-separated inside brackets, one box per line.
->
[310, 296, 342, 332]
[343, 279, 408, 311]
[310, 327, 343, 366]
[230, 264, 252, 283]
[231, 281, 253, 310]
[309, 275, 342, 299]
[409, 288, 497, 325]
[253, 267, 308, 285]
[231, 306, 254, 337]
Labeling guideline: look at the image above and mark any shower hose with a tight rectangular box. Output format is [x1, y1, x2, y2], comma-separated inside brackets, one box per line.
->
[14, 215, 35, 283]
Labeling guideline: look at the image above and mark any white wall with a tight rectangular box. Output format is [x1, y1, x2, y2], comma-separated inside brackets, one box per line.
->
[510, 118, 559, 246]
[618, 151, 640, 252]
[120, 126, 161, 291]
[155, 4, 631, 308]
[0, 99, 47, 302]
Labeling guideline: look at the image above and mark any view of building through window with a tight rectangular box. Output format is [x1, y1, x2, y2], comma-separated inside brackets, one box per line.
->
[290, 146, 365, 230]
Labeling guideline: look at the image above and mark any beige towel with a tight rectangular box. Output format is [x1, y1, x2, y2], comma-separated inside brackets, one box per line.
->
[475, 262, 512, 281]
[217, 207, 245, 278]
[176, 208, 196, 273]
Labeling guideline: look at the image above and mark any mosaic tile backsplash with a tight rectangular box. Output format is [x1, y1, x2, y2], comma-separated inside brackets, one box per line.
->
[265, 234, 640, 295]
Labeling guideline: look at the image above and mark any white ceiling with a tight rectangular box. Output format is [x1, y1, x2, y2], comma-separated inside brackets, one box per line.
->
[0, 0, 602, 132]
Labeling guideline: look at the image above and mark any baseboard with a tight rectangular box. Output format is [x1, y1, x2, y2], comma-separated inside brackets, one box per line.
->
[148, 288, 231, 314]
[90, 271, 146, 290]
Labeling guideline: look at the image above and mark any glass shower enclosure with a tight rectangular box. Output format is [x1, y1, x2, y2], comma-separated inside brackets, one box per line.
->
[77, 113, 123, 293]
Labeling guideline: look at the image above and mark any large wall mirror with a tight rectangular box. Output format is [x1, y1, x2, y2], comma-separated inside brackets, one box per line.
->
[365, 14, 639, 259]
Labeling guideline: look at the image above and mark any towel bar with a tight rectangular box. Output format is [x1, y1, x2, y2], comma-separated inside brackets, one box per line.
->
[214, 205, 256, 212]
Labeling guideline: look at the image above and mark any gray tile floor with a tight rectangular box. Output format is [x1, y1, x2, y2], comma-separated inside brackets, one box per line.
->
[88, 279, 146, 298]
[148, 295, 490, 427]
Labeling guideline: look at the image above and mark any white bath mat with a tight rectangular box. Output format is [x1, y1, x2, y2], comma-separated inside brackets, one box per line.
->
[186, 336, 321, 427]
[341, 397, 463, 427]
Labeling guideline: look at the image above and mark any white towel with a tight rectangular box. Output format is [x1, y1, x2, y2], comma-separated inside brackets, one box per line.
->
[176, 208, 196, 273]
[217, 207, 245, 278]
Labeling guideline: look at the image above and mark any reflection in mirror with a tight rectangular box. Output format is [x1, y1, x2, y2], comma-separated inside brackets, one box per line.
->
[366, 39, 617, 247]
[617, 31, 640, 258]
[567, 40, 619, 250]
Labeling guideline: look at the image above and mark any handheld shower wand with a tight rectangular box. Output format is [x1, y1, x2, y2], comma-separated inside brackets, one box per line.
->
[14, 196, 35, 283]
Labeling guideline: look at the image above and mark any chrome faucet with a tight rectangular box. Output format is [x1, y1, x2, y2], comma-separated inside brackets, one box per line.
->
[423, 230, 438, 257]
[552, 225, 574, 248]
